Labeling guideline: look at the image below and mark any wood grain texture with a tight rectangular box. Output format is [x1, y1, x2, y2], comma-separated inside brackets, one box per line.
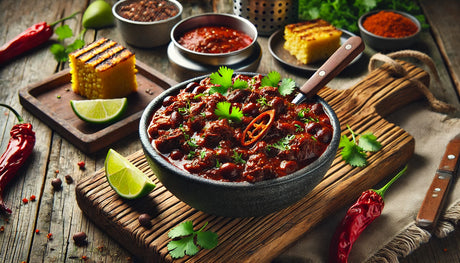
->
[75, 61, 428, 262]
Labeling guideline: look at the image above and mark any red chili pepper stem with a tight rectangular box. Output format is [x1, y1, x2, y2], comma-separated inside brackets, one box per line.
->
[0, 103, 24, 123]
[372, 165, 408, 199]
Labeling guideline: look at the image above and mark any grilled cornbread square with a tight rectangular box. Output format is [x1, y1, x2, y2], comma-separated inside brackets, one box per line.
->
[69, 38, 137, 99]
[284, 19, 342, 64]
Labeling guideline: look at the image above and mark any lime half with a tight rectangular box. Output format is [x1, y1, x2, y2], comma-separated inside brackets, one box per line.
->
[105, 149, 155, 199]
[70, 98, 127, 124]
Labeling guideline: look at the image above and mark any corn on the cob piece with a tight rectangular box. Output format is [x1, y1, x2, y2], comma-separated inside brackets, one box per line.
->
[69, 38, 137, 99]
[283, 19, 342, 64]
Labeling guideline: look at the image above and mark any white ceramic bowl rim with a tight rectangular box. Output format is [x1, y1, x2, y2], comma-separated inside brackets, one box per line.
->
[112, 0, 183, 25]
[359, 9, 421, 40]
[139, 73, 341, 190]
[170, 13, 258, 57]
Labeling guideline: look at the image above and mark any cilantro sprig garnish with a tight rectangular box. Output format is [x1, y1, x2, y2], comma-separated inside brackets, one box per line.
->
[339, 125, 382, 167]
[267, 134, 295, 151]
[261, 71, 296, 96]
[167, 221, 218, 259]
[214, 101, 243, 122]
[50, 24, 85, 62]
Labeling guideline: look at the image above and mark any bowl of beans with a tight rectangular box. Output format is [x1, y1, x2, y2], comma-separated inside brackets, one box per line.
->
[170, 13, 258, 66]
[139, 70, 340, 217]
[358, 10, 421, 51]
[112, 0, 182, 48]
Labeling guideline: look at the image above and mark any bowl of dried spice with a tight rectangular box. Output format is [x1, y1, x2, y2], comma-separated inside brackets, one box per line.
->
[112, 0, 182, 48]
[358, 10, 421, 51]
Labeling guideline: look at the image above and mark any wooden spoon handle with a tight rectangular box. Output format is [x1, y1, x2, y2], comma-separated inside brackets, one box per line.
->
[299, 36, 365, 99]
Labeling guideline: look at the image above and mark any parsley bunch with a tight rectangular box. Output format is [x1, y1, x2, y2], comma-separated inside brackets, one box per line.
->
[339, 125, 382, 167]
[167, 221, 218, 259]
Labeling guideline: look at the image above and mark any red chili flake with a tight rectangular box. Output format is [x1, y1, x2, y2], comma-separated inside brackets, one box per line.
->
[47, 233, 53, 239]
[35, 229, 40, 234]
[443, 248, 448, 252]
[81, 255, 88, 261]
[97, 245, 104, 252]
[0, 226, 4, 232]
[22, 198, 28, 204]
[30, 195, 36, 201]
[55, 169, 59, 174]
[77, 161, 85, 169]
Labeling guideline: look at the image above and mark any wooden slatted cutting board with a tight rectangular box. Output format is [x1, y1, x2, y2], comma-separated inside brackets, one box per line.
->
[75, 61, 429, 262]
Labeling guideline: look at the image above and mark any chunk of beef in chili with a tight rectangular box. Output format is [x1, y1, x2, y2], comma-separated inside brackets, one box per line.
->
[148, 74, 333, 183]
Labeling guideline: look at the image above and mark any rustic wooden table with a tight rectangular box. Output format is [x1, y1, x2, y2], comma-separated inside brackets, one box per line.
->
[0, 0, 459, 262]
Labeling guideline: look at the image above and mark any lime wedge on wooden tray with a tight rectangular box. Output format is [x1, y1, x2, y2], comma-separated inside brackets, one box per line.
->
[70, 98, 127, 124]
[104, 149, 155, 199]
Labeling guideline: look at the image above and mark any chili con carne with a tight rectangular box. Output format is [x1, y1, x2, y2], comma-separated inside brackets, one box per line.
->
[0, 11, 79, 65]
[178, 26, 253, 53]
[148, 74, 333, 183]
[0, 104, 35, 214]
[329, 166, 407, 263]
[362, 11, 418, 38]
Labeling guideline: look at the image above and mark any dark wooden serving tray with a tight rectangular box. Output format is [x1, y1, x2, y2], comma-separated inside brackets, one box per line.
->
[76, 61, 429, 262]
[18, 61, 177, 154]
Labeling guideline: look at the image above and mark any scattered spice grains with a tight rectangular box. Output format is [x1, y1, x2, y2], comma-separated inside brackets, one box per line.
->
[22, 198, 28, 204]
[65, 174, 73, 184]
[51, 178, 62, 190]
[47, 233, 53, 240]
[0, 226, 4, 232]
[35, 229, 40, 234]
[30, 195, 36, 201]
[77, 161, 85, 169]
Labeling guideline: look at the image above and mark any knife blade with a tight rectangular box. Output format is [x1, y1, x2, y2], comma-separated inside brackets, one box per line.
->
[416, 134, 460, 230]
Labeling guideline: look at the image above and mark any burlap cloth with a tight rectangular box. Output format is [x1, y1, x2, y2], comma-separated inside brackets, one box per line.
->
[275, 51, 460, 262]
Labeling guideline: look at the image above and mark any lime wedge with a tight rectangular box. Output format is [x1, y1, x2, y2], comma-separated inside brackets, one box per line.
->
[70, 98, 127, 124]
[104, 149, 155, 199]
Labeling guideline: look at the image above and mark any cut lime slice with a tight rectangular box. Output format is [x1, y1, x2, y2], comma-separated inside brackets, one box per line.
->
[70, 98, 127, 124]
[104, 149, 155, 199]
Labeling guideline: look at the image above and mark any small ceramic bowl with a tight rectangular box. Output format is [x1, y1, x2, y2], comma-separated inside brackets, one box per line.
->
[358, 10, 421, 51]
[139, 73, 341, 218]
[112, 0, 183, 48]
[170, 13, 258, 66]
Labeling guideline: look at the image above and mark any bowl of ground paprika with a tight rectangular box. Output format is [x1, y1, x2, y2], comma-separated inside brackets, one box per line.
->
[358, 10, 421, 51]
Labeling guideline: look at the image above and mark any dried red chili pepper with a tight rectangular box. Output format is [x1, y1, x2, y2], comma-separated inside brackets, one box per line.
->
[329, 166, 407, 263]
[0, 11, 79, 65]
[0, 103, 35, 214]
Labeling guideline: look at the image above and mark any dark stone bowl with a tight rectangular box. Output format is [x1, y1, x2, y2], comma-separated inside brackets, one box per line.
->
[139, 73, 341, 217]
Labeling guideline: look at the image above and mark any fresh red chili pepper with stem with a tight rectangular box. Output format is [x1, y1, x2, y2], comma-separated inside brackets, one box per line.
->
[0, 11, 79, 65]
[0, 103, 35, 214]
[329, 165, 407, 263]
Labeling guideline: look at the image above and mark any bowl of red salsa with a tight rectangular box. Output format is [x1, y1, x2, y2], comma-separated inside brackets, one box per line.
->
[170, 13, 258, 66]
[139, 69, 340, 217]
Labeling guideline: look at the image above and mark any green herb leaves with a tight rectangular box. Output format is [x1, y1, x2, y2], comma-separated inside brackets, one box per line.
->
[210, 66, 234, 90]
[168, 221, 218, 259]
[261, 71, 295, 96]
[49, 25, 85, 62]
[215, 101, 243, 122]
[339, 125, 382, 167]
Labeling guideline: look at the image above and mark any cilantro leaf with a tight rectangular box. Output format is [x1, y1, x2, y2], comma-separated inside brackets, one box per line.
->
[261, 71, 281, 87]
[279, 78, 296, 96]
[210, 66, 234, 90]
[54, 24, 73, 41]
[233, 78, 248, 89]
[168, 235, 199, 258]
[50, 43, 68, 62]
[267, 134, 295, 151]
[214, 101, 243, 122]
[340, 135, 367, 167]
[339, 126, 381, 167]
[167, 221, 219, 259]
[358, 133, 382, 152]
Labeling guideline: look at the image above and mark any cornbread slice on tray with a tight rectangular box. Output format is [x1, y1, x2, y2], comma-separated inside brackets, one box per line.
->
[284, 19, 342, 64]
[69, 38, 137, 99]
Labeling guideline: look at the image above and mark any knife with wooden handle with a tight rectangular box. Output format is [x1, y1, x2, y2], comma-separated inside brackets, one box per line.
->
[416, 134, 460, 230]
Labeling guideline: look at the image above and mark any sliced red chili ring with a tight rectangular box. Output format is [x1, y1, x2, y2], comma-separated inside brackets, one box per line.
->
[241, 109, 275, 146]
